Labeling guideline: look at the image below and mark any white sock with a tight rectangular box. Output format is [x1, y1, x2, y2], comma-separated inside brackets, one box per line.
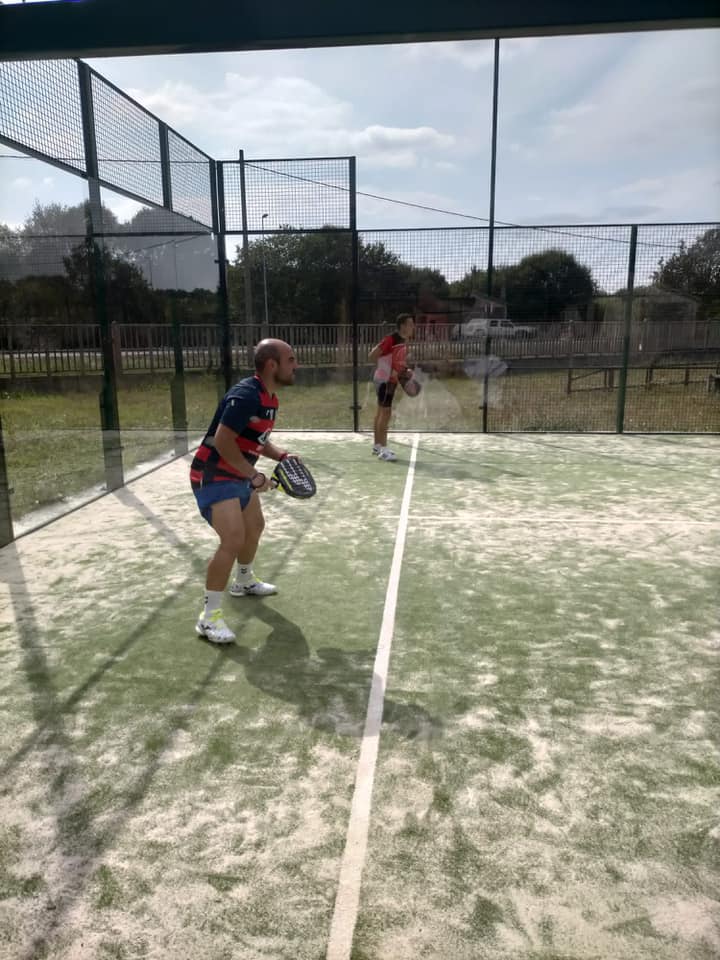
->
[235, 564, 253, 585]
[203, 590, 224, 617]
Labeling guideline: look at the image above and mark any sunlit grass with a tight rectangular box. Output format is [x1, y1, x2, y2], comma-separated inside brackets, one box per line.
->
[1, 369, 717, 520]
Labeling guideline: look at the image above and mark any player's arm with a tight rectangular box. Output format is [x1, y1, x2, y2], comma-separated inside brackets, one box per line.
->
[212, 388, 271, 489]
[214, 425, 271, 492]
[369, 342, 383, 362]
[262, 439, 296, 462]
[213, 424, 260, 480]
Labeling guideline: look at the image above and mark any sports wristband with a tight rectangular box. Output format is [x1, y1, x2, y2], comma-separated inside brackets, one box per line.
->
[250, 471, 266, 490]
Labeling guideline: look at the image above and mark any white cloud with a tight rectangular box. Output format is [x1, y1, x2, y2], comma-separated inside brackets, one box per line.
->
[357, 184, 476, 229]
[126, 75, 455, 171]
[403, 37, 540, 70]
[533, 33, 720, 163]
[1, 30, 716, 230]
[11, 177, 32, 190]
[101, 193, 146, 224]
[604, 166, 720, 221]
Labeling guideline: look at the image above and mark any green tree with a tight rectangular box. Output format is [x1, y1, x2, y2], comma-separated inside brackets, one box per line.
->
[503, 249, 596, 320]
[228, 229, 447, 326]
[451, 250, 596, 320]
[653, 227, 720, 320]
[449, 266, 493, 300]
[64, 243, 160, 324]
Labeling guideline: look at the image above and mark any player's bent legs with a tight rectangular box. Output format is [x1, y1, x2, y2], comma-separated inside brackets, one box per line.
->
[236, 492, 265, 565]
[374, 404, 392, 447]
[230, 493, 277, 596]
[207, 497, 247, 591]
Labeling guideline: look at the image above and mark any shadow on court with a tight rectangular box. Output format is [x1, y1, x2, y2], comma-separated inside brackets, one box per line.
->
[0, 540, 230, 960]
[0, 465, 441, 956]
[371, 443, 527, 483]
[217, 601, 443, 741]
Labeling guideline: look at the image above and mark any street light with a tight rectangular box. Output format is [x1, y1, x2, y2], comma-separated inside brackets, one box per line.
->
[261, 213, 269, 336]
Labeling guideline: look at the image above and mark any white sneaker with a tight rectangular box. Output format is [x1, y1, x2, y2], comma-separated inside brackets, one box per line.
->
[229, 578, 277, 597]
[378, 447, 397, 461]
[195, 609, 236, 644]
[372, 443, 382, 456]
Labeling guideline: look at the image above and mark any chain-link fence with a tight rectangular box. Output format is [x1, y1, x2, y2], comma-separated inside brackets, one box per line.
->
[1, 58, 718, 543]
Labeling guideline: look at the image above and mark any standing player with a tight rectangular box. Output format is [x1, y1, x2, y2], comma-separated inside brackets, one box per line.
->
[190, 339, 299, 644]
[369, 313, 415, 461]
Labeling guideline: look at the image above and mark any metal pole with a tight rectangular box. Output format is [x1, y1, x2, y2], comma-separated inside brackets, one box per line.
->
[616, 225, 638, 433]
[481, 38, 500, 434]
[349, 157, 360, 432]
[78, 61, 123, 491]
[0, 415, 14, 547]
[238, 149, 255, 367]
[487, 38, 500, 301]
[213, 159, 233, 390]
[261, 212, 269, 337]
[169, 299, 188, 456]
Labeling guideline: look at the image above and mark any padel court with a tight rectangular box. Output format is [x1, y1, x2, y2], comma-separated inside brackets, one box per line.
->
[1, 432, 718, 959]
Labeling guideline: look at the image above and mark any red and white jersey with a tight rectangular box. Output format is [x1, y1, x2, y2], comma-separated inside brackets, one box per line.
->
[373, 333, 408, 384]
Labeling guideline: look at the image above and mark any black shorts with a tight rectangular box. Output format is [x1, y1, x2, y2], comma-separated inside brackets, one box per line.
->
[376, 381, 398, 408]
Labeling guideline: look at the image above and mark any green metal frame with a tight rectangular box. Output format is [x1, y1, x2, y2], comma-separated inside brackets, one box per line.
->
[1, 0, 718, 61]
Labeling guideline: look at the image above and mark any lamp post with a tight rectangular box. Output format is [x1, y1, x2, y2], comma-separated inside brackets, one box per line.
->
[261, 213, 269, 337]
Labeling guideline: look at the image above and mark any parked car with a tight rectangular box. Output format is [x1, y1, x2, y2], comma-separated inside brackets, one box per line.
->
[451, 317, 537, 339]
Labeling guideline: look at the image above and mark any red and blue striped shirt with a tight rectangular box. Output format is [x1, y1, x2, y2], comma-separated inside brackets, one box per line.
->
[190, 375, 278, 489]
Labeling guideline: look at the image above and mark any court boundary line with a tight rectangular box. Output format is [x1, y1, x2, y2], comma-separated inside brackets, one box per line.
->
[415, 517, 720, 526]
[325, 435, 420, 960]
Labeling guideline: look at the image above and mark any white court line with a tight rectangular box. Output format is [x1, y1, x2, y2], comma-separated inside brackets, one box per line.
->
[415, 517, 720, 526]
[410, 513, 720, 528]
[326, 436, 420, 960]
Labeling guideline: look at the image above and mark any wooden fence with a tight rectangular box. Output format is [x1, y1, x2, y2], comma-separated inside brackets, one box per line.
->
[1, 319, 719, 378]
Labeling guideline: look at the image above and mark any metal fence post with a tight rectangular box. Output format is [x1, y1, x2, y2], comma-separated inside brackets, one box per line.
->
[349, 157, 360, 432]
[481, 40, 500, 435]
[238, 150, 255, 371]
[0, 415, 14, 547]
[79, 61, 123, 491]
[169, 301, 188, 455]
[481, 334, 491, 432]
[486, 38, 500, 301]
[213, 159, 233, 391]
[616, 224, 638, 433]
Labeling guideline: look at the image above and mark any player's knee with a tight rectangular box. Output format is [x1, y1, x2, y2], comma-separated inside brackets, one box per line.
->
[219, 527, 245, 555]
[247, 515, 265, 540]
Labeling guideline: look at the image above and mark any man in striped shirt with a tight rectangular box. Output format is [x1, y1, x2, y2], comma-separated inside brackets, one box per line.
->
[190, 339, 299, 644]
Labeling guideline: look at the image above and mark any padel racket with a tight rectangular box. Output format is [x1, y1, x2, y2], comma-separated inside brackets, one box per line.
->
[271, 457, 317, 499]
[400, 370, 422, 397]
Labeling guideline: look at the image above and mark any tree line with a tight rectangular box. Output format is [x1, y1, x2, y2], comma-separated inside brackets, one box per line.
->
[1, 203, 718, 335]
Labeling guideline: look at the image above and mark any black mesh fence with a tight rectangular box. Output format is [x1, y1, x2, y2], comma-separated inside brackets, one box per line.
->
[168, 130, 214, 229]
[0, 57, 718, 544]
[356, 223, 719, 435]
[0, 59, 85, 173]
[91, 73, 164, 205]
[221, 157, 353, 233]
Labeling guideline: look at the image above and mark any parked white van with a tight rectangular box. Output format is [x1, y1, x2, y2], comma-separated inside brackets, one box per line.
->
[452, 317, 537, 339]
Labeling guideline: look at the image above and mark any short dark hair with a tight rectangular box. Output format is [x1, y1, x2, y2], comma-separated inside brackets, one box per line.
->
[254, 341, 282, 371]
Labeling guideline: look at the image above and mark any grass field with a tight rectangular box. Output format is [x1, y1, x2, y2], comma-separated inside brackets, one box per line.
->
[1, 368, 718, 523]
[0, 432, 718, 959]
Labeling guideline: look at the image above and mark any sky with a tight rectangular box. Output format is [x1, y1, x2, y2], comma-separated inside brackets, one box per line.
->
[1, 27, 719, 234]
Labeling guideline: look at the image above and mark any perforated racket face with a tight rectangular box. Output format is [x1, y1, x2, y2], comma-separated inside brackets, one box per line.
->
[273, 458, 316, 498]
[402, 377, 422, 397]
